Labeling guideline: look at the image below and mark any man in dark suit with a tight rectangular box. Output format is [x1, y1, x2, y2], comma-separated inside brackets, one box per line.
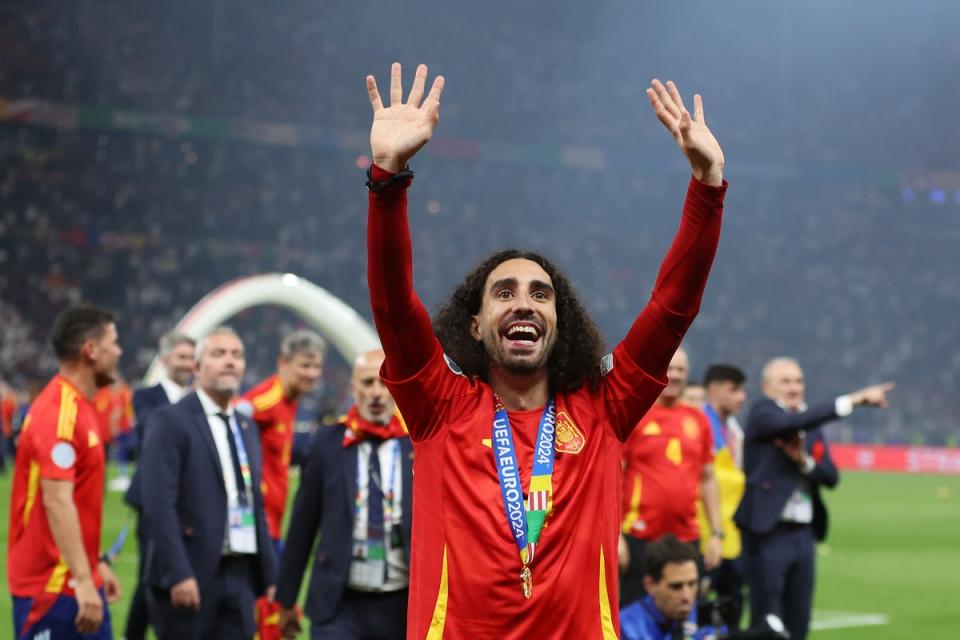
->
[141, 327, 276, 639]
[123, 331, 195, 640]
[735, 356, 892, 640]
[276, 349, 411, 640]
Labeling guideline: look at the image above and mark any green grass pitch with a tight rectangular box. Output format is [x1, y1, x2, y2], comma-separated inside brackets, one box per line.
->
[1, 466, 958, 638]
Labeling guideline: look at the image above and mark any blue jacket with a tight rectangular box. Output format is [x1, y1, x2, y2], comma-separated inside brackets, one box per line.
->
[734, 397, 840, 541]
[123, 383, 171, 509]
[274, 423, 414, 623]
[140, 392, 276, 594]
[621, 595, 719, 640]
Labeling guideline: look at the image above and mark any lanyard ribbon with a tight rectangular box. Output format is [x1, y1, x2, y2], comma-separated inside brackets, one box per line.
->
[224, 414, 253, 506]
[354, 439, 401, 539]
[492, 395, 557, 565]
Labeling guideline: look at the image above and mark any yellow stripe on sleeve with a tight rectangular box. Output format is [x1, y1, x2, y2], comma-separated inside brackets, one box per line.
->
[56, 383, 78, 441]
[251, 381, 284, 413]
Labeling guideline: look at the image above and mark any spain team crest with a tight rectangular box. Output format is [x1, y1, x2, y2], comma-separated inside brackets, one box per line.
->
[554, 411, 585, 454]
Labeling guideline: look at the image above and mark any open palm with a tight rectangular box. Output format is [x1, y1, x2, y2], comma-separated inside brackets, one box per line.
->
[646, 79, 725, 186]
[367, 63, 445, 173]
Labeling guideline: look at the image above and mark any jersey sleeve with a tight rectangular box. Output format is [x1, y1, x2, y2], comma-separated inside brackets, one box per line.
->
[382, 345, 477, 443]
[28, 399, 80, 482]
[597, 343, 668, 443]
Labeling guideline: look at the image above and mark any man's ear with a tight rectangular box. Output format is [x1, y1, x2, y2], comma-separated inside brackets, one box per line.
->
[643, 575, 655, 594]
[470, 315, 481, 342]
[81, 339, 98, 363]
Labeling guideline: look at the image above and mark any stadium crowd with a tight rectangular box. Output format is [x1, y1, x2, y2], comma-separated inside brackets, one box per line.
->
[1, 1, 958, 639]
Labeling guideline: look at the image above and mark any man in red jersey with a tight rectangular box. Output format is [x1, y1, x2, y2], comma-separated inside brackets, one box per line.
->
[238, 329, 326, 551]
[7, 306, 123, 639]
[619, 347, 723, 606]
[363, 62, 727, 638]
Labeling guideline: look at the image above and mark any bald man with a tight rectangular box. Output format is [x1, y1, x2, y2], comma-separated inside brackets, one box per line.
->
[619, 347, 724, 606]
[275, 350, 411, 640]
[735, 357, 892, 640]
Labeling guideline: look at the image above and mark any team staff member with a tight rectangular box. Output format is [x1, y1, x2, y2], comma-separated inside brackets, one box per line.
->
[141, 327, 276, 639]
[276, 349, 411, 640]
[365, 63, 726, 636]
[7, 306, 123, 639]
[238, 330, 325, 551]
[123, 331, 196, 640]
[735, 357, 892, 640]
[620, 348, 723, 605]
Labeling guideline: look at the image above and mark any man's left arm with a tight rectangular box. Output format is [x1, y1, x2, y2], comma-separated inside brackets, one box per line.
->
[805, 431, 839, 489]
[699, 464, 723, 570]
[608, 82, 726, 438]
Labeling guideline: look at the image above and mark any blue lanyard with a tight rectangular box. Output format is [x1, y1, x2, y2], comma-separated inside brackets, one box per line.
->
[355, 439, 401, 531]
[225, 414, 253, 505]
[492, 397, 556, 563]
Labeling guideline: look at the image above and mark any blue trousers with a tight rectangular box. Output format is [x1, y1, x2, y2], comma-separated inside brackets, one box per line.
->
[742, 522, 816, 640]
[310, 588, 407, 640]
[13, 588, 113, 640]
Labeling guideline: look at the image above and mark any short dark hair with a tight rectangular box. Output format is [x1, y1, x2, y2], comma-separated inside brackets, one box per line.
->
[703, 363, 746, 387]
[645, 534, 700, 582]
[51, 306, 115, 362]
[433, 249, 606, 394]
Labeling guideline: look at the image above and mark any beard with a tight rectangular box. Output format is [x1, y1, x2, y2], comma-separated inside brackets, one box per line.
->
[211, 375, 240, 394]
[94, 368, 117, 389]
[484, 332, 554, 375]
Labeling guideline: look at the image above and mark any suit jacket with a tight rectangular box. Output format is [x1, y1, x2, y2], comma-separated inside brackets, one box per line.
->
[124, 383, 171, 509]
[140, 392, 276, 594]
[275, 423, 414, 623]
[734, 397, 840, 541]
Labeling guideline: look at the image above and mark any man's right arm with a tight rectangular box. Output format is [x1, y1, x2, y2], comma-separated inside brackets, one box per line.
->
[745, 400, 839, 442]
[140, 409, 193, 588]
[365, 62, 446, 383]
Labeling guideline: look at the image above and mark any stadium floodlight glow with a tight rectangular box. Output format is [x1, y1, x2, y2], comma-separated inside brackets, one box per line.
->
[142, 273, 380, 385]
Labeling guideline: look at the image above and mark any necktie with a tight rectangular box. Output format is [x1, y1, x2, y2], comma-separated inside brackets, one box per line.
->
[218, 413, 249, 506]
[367, 438, 385, 544]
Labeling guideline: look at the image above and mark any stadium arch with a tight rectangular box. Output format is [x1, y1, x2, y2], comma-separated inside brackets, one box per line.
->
[142, 273, 380, 385]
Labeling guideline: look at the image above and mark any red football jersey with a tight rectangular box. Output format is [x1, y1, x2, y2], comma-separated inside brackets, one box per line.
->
[242, 375, 297, 540]
[7, 375, 105, 597]
[621, 403, 714, 542]
[385, 343, 665, 639]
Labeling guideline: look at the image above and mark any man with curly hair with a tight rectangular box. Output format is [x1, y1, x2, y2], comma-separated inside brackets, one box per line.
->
[364, 62, 727, 639]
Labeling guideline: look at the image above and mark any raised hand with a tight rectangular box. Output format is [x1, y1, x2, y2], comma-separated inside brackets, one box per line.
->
[646, 79, 724, 186]
[849, 382, 895, 408]
[367, 62, 445, 173]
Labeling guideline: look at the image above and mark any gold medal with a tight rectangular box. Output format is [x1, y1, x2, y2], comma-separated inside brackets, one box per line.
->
[520, 565, 533, 599]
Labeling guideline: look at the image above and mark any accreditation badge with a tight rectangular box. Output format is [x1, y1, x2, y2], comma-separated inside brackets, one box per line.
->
[228, 505, 258, 554]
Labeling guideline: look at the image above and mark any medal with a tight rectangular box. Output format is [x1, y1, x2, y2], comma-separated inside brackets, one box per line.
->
[520, 565, 533, 599]
[492, 395, 556, 602]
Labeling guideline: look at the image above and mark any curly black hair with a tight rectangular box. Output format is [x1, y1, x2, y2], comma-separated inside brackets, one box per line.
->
[433, 249, 607, 394]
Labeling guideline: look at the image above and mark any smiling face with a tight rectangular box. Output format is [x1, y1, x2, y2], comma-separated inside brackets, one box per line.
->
[470, 258, 558, 376]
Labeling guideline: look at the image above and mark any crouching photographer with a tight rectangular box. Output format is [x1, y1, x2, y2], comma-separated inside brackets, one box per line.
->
[621, 535, 790, 640]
